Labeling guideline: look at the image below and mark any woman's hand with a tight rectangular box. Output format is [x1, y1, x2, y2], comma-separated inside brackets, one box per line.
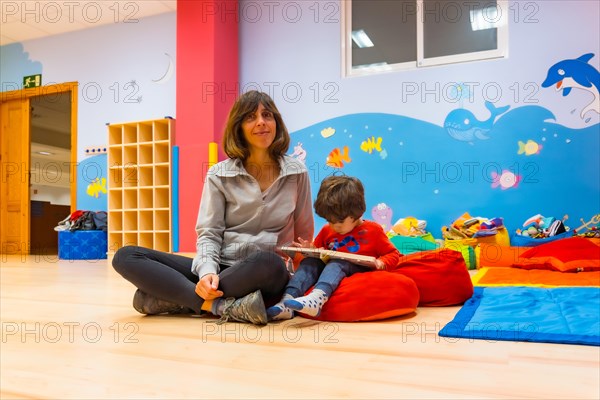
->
[292, 237, 313, 249]
[375, 259, 386, 270]
[195, 274, 224, 300]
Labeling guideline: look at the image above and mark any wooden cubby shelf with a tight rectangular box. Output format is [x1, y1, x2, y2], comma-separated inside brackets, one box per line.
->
[107, 118, 175, 253]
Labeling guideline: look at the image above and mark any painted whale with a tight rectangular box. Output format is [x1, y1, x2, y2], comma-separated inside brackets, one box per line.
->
[541, 53, 600, 118]
[444, 101, 510, 142]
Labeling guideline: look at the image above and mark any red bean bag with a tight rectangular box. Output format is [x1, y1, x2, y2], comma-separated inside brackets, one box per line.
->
[305, 271, 420, 322]
[300, 248, 472, 322]
[391, 249, 474, 306]
[512, 237, 600, 272]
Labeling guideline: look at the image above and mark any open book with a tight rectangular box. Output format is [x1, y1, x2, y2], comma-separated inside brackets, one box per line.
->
[278, 246, 379, 269]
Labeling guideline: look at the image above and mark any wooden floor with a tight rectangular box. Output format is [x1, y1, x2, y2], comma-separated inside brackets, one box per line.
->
[1, 255, 599, 399]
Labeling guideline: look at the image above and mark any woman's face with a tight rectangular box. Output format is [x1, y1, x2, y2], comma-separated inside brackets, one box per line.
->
[241, 103, 276, 154]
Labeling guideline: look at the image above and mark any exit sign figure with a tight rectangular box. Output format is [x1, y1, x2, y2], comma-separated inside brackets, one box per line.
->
[23, 74, 42, 88]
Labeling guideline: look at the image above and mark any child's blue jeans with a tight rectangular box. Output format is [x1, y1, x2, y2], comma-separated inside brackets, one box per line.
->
[285, 256, 371, 298]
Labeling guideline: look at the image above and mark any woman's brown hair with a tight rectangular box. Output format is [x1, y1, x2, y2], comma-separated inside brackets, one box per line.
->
[222, 90, 290, 161]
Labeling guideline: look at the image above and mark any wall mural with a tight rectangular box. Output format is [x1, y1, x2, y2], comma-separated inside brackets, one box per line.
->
[290, 54, 600, 238]
[444, 101, 510, 143]
[541, 53, 600, 121]
[76, 154, 108, 211]
[151, 53, 175, 85]
[0, 43, 43, 87]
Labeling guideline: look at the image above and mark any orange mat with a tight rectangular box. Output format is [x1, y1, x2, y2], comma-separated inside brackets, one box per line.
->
[473, 267, 600, 287]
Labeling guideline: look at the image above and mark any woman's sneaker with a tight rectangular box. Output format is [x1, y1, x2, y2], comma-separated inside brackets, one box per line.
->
[132, 289, 186, 315]
[217, 290, 267, 325]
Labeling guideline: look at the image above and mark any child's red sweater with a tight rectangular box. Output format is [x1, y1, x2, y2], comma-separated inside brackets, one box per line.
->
[313, 220, 401, 269]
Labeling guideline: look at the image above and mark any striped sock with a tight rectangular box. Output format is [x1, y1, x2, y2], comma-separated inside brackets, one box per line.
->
[284, 289, 328, 317]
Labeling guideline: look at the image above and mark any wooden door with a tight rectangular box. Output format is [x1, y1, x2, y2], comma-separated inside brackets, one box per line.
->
[0, 98, 31, 254]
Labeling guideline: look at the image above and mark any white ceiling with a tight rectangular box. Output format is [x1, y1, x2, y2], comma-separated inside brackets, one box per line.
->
[0, 0, 176, 46]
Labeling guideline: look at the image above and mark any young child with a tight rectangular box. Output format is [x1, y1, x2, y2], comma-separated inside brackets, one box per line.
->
[267, 175, 402, 320]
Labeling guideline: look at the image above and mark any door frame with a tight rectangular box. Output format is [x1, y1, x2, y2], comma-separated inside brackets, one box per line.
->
[0, 82, 78, 255]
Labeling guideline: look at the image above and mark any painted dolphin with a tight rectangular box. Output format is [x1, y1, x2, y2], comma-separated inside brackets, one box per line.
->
[541, 53, 600, 118]
[444, 101, 510, 142]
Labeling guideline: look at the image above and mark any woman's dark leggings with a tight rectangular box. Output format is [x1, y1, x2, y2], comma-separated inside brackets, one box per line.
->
[112, 246, 290, 314]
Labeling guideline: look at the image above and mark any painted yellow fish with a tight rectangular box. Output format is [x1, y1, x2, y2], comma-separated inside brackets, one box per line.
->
[87, 177, 107, 198]
[517, 140, 542, 156]
[326, 146, 351, 168]
[360, 136, 383, 154]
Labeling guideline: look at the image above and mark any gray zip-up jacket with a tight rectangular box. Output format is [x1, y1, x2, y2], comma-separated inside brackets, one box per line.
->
[192, 155, 314, 278]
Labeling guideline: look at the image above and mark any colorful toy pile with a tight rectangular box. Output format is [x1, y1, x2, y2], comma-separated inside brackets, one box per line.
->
[442, 212, 505, 240]
[391, 216, 428, 237]
[573, 214, 600, 238]
[385, 216, 439, 256]
[515, 214, 569, 239]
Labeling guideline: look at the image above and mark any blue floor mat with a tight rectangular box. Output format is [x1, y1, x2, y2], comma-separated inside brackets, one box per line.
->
[439, 286, 600, 346]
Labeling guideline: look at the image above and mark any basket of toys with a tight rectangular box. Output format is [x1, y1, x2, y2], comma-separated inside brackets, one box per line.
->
[511, 214, 573, 247]
[388, 216, 439, 255]
[442, 212, 510, 269]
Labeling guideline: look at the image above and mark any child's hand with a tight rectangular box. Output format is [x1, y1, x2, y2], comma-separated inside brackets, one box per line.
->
[375, 259, 386, 270]
[292, 237, 313, 248]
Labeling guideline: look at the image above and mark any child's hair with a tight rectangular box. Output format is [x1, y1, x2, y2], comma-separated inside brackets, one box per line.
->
[314, 175, 366, 222]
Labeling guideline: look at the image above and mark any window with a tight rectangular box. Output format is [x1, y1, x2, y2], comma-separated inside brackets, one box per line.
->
[342, 0, 508, 76]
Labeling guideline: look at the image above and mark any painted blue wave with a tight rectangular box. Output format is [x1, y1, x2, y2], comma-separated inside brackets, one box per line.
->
[290, 108, 599, 237]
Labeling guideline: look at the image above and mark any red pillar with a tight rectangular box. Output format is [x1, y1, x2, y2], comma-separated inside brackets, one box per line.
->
[176, 0, 239, 252]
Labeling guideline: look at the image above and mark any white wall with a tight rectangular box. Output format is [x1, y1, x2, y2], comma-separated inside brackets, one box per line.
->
[1, 12, 176, 210]
[240, 1, 599, 132]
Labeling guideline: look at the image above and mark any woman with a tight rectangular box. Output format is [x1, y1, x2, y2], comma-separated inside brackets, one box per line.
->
[112, 91, 314, 325]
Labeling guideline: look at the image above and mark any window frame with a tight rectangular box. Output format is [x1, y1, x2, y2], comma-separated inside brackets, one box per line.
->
[342, 0, 509, 77]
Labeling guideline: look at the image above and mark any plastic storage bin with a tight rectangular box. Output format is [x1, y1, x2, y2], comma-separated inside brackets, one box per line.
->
[58, 230, 108, 260]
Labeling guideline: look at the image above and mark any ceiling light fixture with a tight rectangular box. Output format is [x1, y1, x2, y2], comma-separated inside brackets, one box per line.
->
[37, 151, 53, 156]
[351, 29, 374, 48]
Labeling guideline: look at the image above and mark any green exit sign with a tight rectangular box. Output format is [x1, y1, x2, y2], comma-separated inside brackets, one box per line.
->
[23, 74, 42, 88]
